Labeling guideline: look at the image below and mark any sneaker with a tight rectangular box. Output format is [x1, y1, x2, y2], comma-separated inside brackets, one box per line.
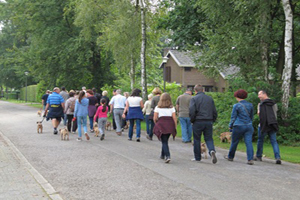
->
[191, 158, 201, 162]
[90, 130, 94, 133]
[128, 138, 132, 141]
[72, 131, 76, 134]
[165, 157, 171, 163]
[247, 160, 254, 165]
[85, 133, 90, 140]
[253, 156, 262, 161]
[76, 138, 82, 141]
[276, 159, 282, 164]
[53, 130, 58, 135]
[146, 135, 152, 140]
[116, 132, 122, 136]
[211, 151, 217, 164]
[136, 138, 140, 142]
[224, 155, 233, 161]
[100, 134, 105, 141]
[160, 155, 165, 160]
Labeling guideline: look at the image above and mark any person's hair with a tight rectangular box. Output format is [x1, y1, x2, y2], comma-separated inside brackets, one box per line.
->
[102, 90, 108, 96]
[116, 89, 121, 94]
[124, 92, 129, 98]
[86, 89, 94, 95]
[113, 89, 117, 93]
[82, 86, 86, 90]
[69, 92, 75, 97]
[76, 91, 80, 95]
[101, 98, 107, 112]
[46, 90, 51, 93]
[148, 94, 153, 99]
[53, 87, 60, 92]
[78, 91, 86, 103]
[234, 89, 248, 99]
[131, 89, 141, 97]
[157, 93, 173, 108]
[152, 87, 162, 95]
[92, 88, 97, 93]
[194, 84, 203, 92]
[61, 86, 66, 91]
[69, 90, 75, 93]
[259, 90, 268, 96]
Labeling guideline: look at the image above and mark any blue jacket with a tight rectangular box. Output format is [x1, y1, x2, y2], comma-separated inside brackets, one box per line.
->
[229, 100, 253, 128]
[74, 98, 89, 117]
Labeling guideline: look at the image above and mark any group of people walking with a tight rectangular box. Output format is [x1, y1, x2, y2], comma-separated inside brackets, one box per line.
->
[42, 84, 281, 165]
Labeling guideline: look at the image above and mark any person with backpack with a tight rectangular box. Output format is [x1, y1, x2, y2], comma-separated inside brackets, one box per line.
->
[64, 91, 77, 133]
[94, 99, 108, 141]
[224, 89, 254, 165]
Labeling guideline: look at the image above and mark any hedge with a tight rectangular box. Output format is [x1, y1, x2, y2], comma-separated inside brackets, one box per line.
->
[20, 85, 38, 102]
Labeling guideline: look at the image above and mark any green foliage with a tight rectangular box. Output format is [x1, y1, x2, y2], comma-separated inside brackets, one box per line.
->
[20, 85, 37, 102]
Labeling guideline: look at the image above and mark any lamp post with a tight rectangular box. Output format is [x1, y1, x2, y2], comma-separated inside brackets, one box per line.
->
[25, 71, 29, 102]
[162, 56, 168, 92]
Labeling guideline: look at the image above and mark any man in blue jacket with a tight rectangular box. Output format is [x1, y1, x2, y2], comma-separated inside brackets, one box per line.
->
[189, 84, 218, 164]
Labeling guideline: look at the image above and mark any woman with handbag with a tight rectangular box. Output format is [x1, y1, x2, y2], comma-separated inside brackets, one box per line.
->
[224, 89, 254, 165]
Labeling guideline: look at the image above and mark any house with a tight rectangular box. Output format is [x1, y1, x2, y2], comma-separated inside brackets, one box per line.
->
[159, 50, 238, 92]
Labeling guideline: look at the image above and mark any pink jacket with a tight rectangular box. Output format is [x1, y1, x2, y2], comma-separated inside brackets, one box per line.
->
[94, 105, 108, 120]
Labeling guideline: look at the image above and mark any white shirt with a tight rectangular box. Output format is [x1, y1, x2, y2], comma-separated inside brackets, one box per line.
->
[109, 94, 126, 109]
[127, 96, 142, 107]
[154, 106, 175, 118]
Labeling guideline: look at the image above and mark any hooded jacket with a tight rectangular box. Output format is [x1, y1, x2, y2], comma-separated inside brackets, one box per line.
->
[74, 98, 89, 117]
[259, 99, 278, 133]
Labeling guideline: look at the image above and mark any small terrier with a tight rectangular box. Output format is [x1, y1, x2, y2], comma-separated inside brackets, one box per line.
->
[220, 132, 232, 143]
[37, 122, 43, 133]
[59, 128, 69, 141]
[124, 121, 130, 129]
[201, 142, 208, 159]
[105, 121, 112, 131]
[94, 122, 100, 137]
[37, 110, 42, 117]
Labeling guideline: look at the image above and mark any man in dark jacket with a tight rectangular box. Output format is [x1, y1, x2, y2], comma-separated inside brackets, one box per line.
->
[254, 90, 281, 164]
[189, 84, 218, 164]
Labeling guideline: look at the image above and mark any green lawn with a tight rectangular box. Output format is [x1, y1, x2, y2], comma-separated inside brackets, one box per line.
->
[2, 99, 299, 164]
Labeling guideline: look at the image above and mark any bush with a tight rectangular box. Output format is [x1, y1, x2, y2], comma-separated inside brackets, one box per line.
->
[20, 85, 38, 102]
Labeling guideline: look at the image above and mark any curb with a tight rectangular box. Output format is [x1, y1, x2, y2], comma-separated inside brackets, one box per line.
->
[0, 130, 64, 200]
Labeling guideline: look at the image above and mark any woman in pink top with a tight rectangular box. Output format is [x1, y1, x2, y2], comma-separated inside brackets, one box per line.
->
[94, 99, 108, 140]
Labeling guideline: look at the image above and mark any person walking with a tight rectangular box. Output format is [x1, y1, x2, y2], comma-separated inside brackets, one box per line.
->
[254, 90, 281, 164]
[59, 86, 69, 126]
[44, 87, 65, 135]
[94, 99, 108, 141]
[176, 88, 193, 143]
[41, 90, 50, 110]
[109, 89, 126, 136]
[74, 91, 90, 141]
[110, 90, 117, 130]
[87, 89, 98, 133]
[143, 94, 154, 140]
[153, 93, 177, 163]
[224, 89, 254, 165]
[122, 89, 144, 142]
[64, 91, 77, 133]
[189, 84, 218, 164]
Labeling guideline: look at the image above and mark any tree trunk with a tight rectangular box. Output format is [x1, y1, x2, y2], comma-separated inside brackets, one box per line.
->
[281, 0, 293, 119]
[130, 54, 136, 91]
[140, 0, 147, 100]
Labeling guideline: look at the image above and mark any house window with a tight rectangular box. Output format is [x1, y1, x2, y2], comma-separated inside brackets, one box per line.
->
[165, 66, 171, 82]
[184, 67, 192, 72]
[203, 86, 213, 92]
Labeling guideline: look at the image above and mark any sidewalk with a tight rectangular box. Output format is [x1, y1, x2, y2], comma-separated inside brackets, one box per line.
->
[0, 132, 62, 200]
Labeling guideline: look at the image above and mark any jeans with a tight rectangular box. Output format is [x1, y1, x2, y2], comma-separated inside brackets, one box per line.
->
[145, 115, 154, 137]
[179, 117, 192, 142]
[77, 116, 87, 138]
[161, 134, 171, 158]
[128, 119, 141, 139]
[256, 127, 281, 159]
[193, 121, 215, 161]
[112, 110, 117, 130]
[63, 113, 67, 126]
[67, 114, 77, 132]
[113, 109, 124, 132]
[228, 125, 254, 161]
[98, 117, 107, 135]
[89, 116, 94, 130]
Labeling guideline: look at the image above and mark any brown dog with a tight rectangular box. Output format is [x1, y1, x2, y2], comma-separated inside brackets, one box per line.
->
[124, 121, 130, 129]
[59, 128, 69, 140]
[105, 121, 112, 131]
[37, 122, 43, 133]
[37, 110, 42, 117]
[94, 122, 100, 137]
[201, 142, 208, 159]
[220, 132, 232, 143]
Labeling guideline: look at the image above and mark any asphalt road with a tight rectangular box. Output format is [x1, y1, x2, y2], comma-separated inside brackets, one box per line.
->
[0, 101, 299, 200]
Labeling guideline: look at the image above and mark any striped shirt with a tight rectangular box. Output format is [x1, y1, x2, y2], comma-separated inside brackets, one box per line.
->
[46, 92, 64, 105]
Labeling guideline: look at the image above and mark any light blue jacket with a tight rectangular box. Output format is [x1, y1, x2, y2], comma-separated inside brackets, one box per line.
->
[229, 100, 253, 128]
[74, 98, 89, 117]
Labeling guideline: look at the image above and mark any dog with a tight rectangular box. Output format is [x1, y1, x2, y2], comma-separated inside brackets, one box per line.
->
[37, 109, 42, 117]
[201, 142, 208, 159]
[59, 128, 69, 141]
[37, 121, 43, 133]
[220, 132, 232, 143]
[105, 121, 112, 131]
[124, 121, 130, 129]
[94, 122, 100, 137]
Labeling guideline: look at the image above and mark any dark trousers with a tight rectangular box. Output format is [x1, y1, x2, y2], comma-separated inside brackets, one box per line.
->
[193, 121, 215, 161]
[67, 114, 77, 132]
[161, 134, 171, 158]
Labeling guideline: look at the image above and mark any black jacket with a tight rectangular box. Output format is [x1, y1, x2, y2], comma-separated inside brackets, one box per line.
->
[259, 99, 278, 133]
[189, 92, 218, 123]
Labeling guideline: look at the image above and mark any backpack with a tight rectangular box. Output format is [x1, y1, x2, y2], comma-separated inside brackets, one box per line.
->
[69, 98, 76, 112]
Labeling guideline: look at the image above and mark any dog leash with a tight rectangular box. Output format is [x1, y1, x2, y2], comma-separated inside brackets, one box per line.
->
[40, 116, 46, 123]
